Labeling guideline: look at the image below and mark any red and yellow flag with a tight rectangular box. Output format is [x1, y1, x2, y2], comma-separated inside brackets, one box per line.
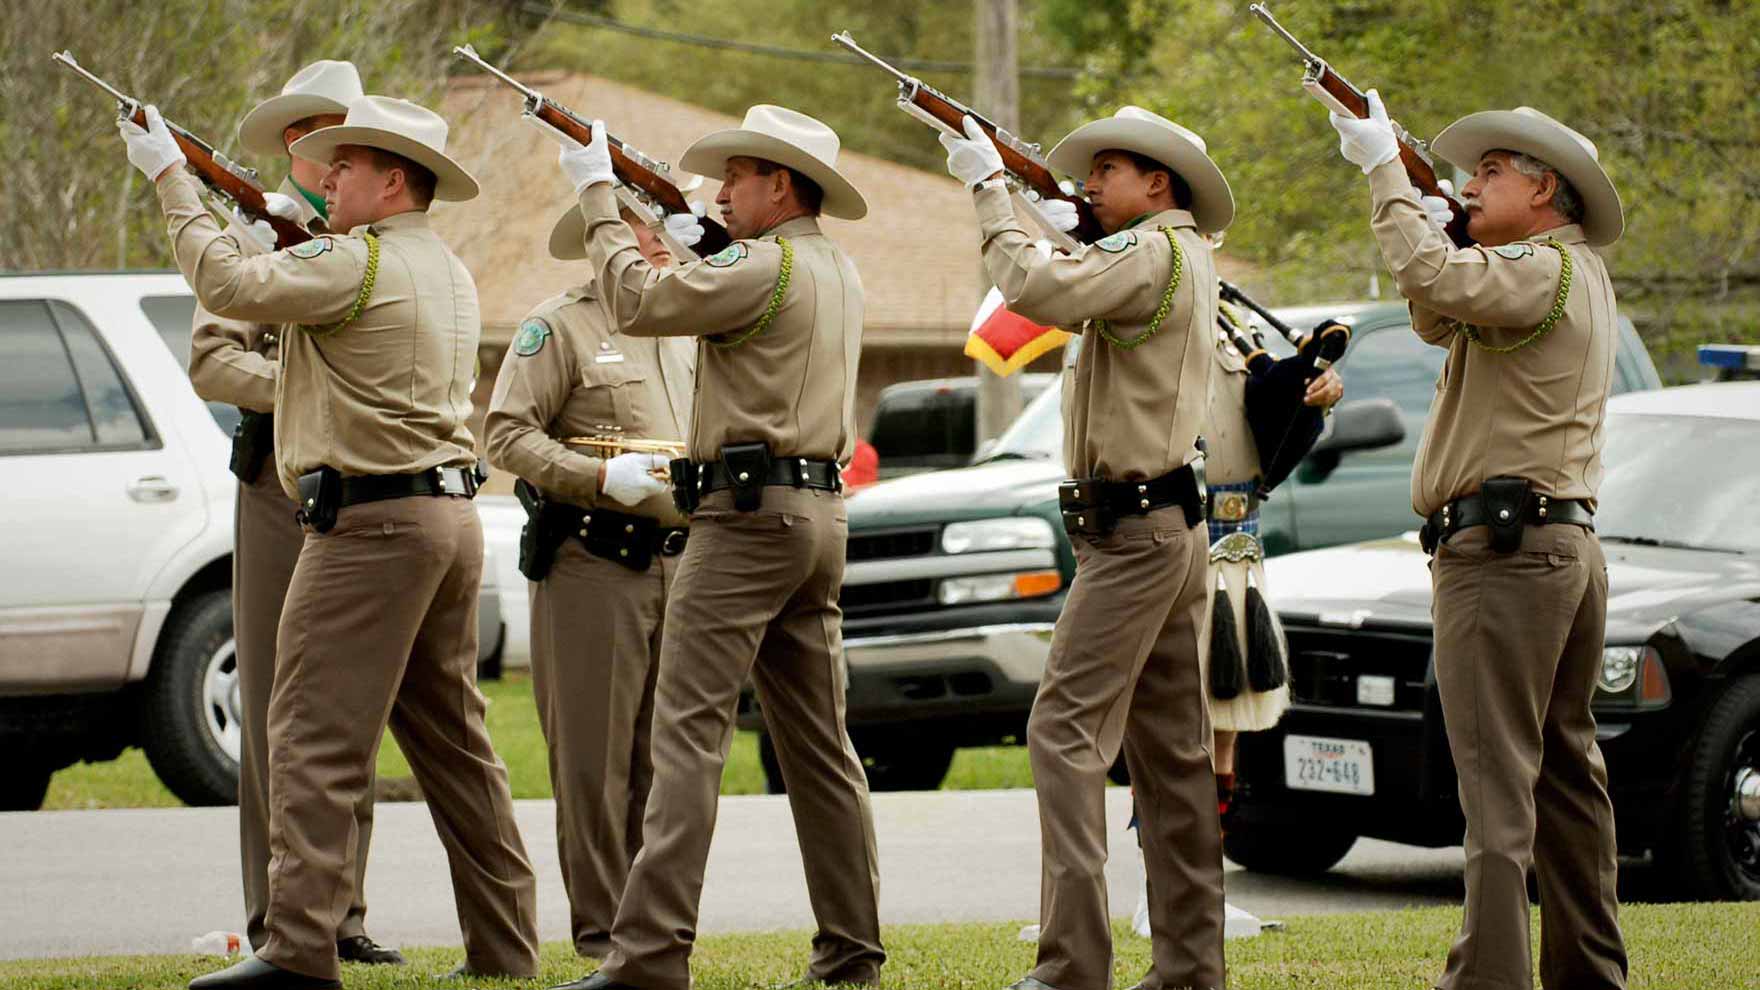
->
[964, 286, 1070, 377]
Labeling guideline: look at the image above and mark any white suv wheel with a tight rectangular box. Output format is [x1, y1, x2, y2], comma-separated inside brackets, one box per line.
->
[201, 638, 242, 764]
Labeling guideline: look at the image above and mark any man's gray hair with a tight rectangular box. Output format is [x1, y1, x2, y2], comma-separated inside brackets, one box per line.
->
[1504, 151, 1585, 226]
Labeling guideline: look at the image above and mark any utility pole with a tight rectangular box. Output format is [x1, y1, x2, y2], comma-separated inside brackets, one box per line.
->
[973, 0, 1023, 446]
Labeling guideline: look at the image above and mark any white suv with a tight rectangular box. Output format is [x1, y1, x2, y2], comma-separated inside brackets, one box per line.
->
[0, 271, 503, 811]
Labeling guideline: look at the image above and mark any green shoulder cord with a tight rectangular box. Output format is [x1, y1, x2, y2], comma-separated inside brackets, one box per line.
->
[1095, 227, 1183, 350]
[304, 232, 380, 335]
[1456, 237, 1573, 354]
[709, 237, 793, 348]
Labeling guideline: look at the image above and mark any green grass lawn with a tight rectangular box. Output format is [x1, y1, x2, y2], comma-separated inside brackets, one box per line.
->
[41, 673, 1036, 809]
[2, 904, 1753, 989]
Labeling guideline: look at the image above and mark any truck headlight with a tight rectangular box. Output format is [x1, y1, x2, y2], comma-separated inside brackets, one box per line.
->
[1597, 646, 1644, 694]
[941, 517, 1056, 554]
[937, 570, 1062, 605]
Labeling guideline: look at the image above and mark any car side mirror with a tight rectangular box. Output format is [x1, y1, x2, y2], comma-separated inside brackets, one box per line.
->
[1298, 398, 1407, 483]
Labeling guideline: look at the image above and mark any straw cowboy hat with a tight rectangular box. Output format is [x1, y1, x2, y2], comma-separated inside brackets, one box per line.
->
[236, 60, 363, 157]
[1431, 106, 1623, 245]
[677, 105, 867, 221]
[1049, 106, 1235, 234]
[548, 171, 707, 261]
[289, 95, 478, 202]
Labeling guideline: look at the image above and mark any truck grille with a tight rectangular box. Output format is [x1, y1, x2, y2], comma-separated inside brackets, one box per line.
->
[840, 579, 935, 612]
[847, 527, 937, 562]
[1284, 623, 1433, 712]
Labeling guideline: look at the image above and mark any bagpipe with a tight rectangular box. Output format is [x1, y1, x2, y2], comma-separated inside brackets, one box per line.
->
[1215, 279, 1352, 499]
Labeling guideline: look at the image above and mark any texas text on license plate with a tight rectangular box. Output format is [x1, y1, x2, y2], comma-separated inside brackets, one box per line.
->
[1283, 734, 1375, 796]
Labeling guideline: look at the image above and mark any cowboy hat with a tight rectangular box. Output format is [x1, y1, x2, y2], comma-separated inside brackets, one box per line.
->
[1431, 106, 1623, 245]
[1048, 106, 1235, 233]
[547, 171, 707, 261]
[679, 105, 866, 220]
[288, 95, 478, 202]
[236, 60, 362, 157]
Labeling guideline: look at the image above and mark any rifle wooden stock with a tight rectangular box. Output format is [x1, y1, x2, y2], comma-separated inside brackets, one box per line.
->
[118, 105, 314, 249]
[522, 100, 732, 257]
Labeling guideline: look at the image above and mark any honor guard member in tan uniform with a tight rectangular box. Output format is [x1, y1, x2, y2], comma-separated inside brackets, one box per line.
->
[941, 107, 1230, 990]
[1332, 95, 1628, 990]
[484, 198, 699, 960]
[547, 106, 884, 990]
[186, 61, 403, 969]
[119, 95, 540, 990]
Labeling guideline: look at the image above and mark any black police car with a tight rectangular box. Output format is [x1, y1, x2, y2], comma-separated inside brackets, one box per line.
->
[1232, 382, 1760, 901]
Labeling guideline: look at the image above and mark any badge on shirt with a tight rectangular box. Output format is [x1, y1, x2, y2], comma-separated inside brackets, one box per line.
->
[1095, 230, 1137, 254]
[705, 242, 749, 268]
[1491, 242, 1536, 260]
[288, 238, 333, 260]
[513, 319, 550, 356]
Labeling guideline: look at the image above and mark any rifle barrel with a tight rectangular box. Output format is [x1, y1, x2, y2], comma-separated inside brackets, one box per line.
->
[51, 51, 136, 108]
[830, 32, 916, 87]
[1247, 4, 1323, 67]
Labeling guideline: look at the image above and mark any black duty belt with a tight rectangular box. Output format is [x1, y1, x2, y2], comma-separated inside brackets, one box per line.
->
[1420, 480, 1593, 555]
[1058, 463, 1205, 537]
[698, 456, 841, 495]
[339, 466, 481, 507]
[552, 502, 687, 571]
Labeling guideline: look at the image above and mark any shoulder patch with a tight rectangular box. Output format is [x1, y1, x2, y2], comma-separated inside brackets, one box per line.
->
[1491, 242, 1537, 260]
[1095, 230, 1138, 254]
[513, 319, 551, 357]
[287, 237, 333, 260]
[705, 242, 749, 268]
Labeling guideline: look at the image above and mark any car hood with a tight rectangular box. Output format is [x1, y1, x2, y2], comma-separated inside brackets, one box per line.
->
[1265, 533, 1760, 641]
[848, 458, 1064, 528]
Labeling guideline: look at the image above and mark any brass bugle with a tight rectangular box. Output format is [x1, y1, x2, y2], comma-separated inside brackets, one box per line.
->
[561, 436, 688, 458]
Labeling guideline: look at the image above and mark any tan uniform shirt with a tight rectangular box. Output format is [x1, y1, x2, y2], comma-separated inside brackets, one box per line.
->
[1203, 328, 1260, 487]
[484, 283, 695, 525]
[156, 170, 480, 499]
[186, 178, 325, 413]
[577, 184, 862, 465]
[1366, 161, 1618, 517]
[973, 183, 1214, 481]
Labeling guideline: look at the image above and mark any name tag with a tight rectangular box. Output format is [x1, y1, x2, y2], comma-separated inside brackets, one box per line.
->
[594, 353, 625, 364]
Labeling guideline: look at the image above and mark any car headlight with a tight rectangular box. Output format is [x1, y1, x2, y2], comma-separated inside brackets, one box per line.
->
[937, 570, 1062, 605]
[1597, 646, 1644, 694]
[941, 517, 1056, 554]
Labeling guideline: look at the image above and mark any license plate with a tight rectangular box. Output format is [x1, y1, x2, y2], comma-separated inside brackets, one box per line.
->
[1284, 734, 1375, 796]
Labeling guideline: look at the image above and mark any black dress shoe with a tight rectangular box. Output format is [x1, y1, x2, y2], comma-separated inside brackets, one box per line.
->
[547, 972, 641, 990]
[188, 955, 339, 990]
[336, 934, 406, 966]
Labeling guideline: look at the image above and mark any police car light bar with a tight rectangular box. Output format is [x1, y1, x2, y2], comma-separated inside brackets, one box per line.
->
[1697, 344, 1760, 370]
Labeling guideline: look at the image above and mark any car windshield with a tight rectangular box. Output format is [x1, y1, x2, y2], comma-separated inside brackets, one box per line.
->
[1597, 413, 1760, 553]
[982, 378, 1064, 464]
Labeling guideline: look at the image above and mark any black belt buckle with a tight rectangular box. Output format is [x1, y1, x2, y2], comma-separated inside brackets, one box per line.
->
[659, 529, 688, 556]
[1058, 478, 1112, 537]
[295, 467, 341, 534]
[1480, 476, 1531, 554]
[670, 458, 699, 515]
[719, 442, 771, 512]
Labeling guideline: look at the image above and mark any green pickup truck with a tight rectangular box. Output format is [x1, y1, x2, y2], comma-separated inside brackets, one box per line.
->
[740, 301, 1663, 791]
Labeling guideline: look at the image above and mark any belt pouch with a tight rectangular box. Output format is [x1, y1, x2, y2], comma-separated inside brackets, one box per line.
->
[584, 512, 656, 572]
[1480, 476, 1531, 554]
[720, 442, 772, 512]
[1058, 478, 1112, 537]
[229, 410, 272, 484]
[296, 467, 341, 534]
[670, 457, 699, 515]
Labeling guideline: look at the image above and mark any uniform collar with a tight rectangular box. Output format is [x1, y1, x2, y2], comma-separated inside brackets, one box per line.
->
[762, 215, 822, 240]
[566, 280, 599, 303]
[1142, 207, 1197, 231]
[1531, 223, 1586, 245]
[358, 209, 431, 237]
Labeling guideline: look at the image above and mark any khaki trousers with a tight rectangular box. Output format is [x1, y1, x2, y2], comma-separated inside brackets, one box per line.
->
[258, 495, 539, 981]
[233, 468, 373, 950]
[599, 488, 884, 989]
[530, 537, 673, 958]
[1029, 507, 1224, 990]
[1431, 525, 1627, 990]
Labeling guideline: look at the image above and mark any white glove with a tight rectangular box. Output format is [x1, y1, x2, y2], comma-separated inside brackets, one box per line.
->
[1418, 178, 1455, 232]
[117, 105, 186, 182]
[1037, 196, 1080, 233]
[261, 192, 302, 221]
[559, 120, 615, 194]
[1329, 89, 1399, 175]
[939, 115, 1005, 187]
[242, 219, 276, 252]
[600, 452, 670, 507]
[663, 202, 705, 248]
